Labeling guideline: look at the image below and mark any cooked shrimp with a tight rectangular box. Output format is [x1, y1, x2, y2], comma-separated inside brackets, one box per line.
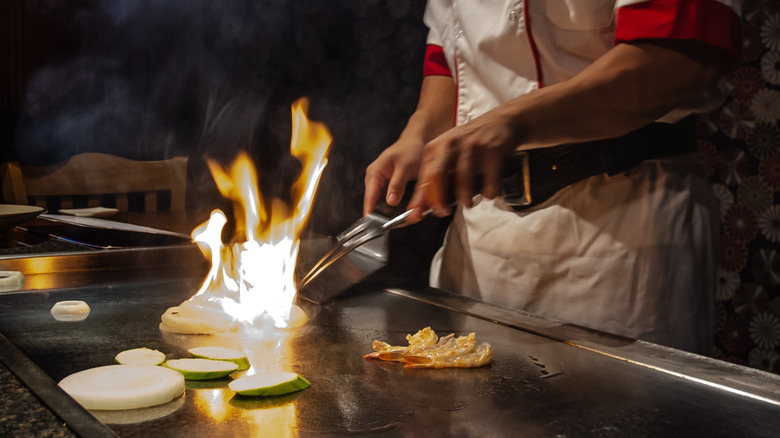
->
[363, 327, 439, 361]
[405, 326, 440, 351]
[405, 333, 476, 361]
[363, 342, 408, 361]
[364, 327, 492, 369]
[404, 343, 493, 369]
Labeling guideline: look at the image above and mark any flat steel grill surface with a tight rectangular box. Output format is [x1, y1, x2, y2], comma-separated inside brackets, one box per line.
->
[1, 270, 779, 436]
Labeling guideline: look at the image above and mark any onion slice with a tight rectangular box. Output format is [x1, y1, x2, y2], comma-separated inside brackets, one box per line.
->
[59, 365, 185, 410]
[51, 300, 91, 322]
[115, 347, 166, 366]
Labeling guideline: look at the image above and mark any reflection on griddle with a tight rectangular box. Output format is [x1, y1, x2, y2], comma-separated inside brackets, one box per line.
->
[90, 394, 186, 425]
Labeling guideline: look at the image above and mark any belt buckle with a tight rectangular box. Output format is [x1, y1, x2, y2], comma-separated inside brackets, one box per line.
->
[500, 151, 532, 208]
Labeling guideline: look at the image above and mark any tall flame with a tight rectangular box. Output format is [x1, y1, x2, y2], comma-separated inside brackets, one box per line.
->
[161, 98, 331, 334]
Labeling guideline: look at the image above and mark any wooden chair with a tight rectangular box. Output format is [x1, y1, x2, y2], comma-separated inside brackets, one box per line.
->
[1, 153, 188, 212]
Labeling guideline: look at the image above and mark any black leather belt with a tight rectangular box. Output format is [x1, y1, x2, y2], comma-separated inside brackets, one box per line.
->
[500, 117, 697, 209]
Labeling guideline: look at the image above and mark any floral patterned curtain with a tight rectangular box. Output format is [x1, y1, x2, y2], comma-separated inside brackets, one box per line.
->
[702, 0, 780, 372]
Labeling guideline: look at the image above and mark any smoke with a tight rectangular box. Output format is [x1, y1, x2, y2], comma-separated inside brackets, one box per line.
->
[13, 0, 427, 231]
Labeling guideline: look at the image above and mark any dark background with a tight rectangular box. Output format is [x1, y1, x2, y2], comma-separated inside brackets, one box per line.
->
[1, 0, 779, 374]
[0, 0, 427, 233]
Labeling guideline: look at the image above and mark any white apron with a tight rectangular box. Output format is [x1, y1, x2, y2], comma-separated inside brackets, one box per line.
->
[430, 155, 720, 353]
[424, 0, 738, 354]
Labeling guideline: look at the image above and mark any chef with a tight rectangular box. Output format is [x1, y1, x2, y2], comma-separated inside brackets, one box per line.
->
[363, 0, 742, 354]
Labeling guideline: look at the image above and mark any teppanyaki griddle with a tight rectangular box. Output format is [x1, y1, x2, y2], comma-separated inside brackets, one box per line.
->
[0, 243, 779, 437]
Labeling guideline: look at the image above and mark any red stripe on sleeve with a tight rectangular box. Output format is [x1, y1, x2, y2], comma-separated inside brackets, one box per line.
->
[615, 0, 742, 69]
[423, 44, 452, 77]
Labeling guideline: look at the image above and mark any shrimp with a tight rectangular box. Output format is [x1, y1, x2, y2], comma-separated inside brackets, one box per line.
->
[363, 327, 439, 361]
[363, 341, 408, 362]
[404, 343, 493, 369]
[364, 327, 492, 369]
[405, 333, 476, 361]
[405, 326, 440, 350]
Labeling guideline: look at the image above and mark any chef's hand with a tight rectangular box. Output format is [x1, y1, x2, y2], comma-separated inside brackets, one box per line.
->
[406, 109, 520, 220]
[364, 75, 457, 217]
[363, 138, 425, 215]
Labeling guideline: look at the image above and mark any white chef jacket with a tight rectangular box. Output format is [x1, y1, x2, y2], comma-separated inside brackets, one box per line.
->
[423, 0, 741, 354]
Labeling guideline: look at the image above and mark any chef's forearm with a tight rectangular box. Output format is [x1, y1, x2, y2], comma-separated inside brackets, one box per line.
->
[399, 75, 456, 145]
[507, 39, 727, 149]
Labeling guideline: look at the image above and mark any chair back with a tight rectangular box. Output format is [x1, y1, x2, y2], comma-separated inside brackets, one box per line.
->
[1, 153, 188, 212]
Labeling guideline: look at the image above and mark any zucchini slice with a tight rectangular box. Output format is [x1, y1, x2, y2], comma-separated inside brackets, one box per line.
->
[229, 371, 310, 397]
[188, 346, 250, 371]
[164, 358, 238, 380]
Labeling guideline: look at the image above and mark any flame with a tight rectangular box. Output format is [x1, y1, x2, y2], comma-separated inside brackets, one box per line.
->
[162, 98, 330, 333]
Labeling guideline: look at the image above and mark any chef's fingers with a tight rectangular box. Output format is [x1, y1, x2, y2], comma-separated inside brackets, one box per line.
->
[419, 139, 453, 217]
[480, 148, 502, 200]
[405, 183, 428, 224]
[455, 141, 476, 208]
[363, 174, 386, 215]
[364, 159, 392, 215]
[385, 166, 416, 208]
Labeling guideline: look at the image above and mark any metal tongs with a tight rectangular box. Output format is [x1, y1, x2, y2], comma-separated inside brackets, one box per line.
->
[298, 208, 419, 288]
[299, 156, 532, 289]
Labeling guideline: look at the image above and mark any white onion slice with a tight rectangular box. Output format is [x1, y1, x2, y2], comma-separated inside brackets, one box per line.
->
[115, 348, 166, 366]
[59, 365, 185, 410]
[51, 300, 91, 322]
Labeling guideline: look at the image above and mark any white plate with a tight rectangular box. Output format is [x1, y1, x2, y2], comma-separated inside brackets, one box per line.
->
[59, 207, 119, 218]
[0, 204, 45, 235]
